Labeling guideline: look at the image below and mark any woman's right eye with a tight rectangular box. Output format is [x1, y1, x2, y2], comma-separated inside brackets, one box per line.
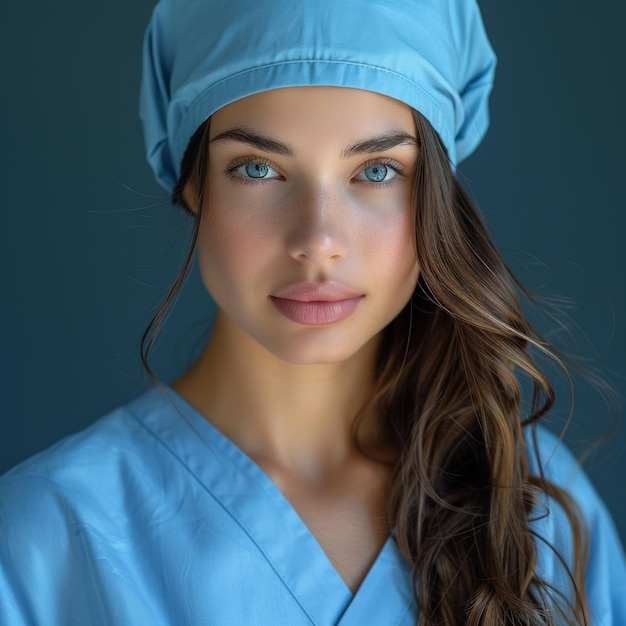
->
[226, 158, 281, 182]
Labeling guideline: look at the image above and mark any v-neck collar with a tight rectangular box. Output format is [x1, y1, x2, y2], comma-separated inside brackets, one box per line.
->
[132, 386, 415, 625]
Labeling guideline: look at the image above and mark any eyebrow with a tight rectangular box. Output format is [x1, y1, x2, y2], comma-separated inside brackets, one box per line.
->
[209, 128, 295, 156]
[209, 127, 419, 158]
[342, 131, 420, 158]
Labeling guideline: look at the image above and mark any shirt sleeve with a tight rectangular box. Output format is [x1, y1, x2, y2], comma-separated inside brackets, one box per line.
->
[530, 427, 626, 625]
[577, 466, 626, 624]
[0, 473, 82, 625]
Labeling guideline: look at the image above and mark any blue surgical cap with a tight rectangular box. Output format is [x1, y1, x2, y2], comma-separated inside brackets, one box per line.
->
[140, 0, 496, 192]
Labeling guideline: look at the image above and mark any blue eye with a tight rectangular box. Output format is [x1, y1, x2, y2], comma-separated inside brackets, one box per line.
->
[356, 161, 399, 184]
[363, 164, 388, 182]
[245, 163, 270, 178]
[228, 159, 281, 181]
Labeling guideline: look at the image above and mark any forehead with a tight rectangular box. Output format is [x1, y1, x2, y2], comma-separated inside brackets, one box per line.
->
[209, 86, 417, 141]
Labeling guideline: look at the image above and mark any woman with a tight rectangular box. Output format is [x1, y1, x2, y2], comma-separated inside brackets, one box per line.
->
[1, 0, 624, 624]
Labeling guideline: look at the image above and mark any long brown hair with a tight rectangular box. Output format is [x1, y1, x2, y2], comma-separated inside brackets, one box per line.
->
[381, 112, 589, 624]
[141, 110, 589, 624]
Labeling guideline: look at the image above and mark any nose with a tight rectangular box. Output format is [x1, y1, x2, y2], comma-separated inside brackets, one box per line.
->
[285, 183, 349, 266]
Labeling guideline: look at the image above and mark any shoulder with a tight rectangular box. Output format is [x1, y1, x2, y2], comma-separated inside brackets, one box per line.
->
[528, 425, 596, 495]
[0, 388, 191, 624]
[0, 389, 161, 527]
[2, 389, 163, 490]
[527, 425, 621, 539]
[0, 387, 203, 561]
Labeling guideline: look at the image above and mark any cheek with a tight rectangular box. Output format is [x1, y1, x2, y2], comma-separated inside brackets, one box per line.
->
[198, 217, 253, 287]
[201, 185, 253, 261]
[364, 207, 418, 280]
[196, 194, 281, 298]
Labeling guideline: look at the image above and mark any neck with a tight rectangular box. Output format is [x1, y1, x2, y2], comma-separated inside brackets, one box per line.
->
[172, 312, 391, 481]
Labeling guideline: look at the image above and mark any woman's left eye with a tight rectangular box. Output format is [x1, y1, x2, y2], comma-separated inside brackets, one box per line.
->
[355, 160, 402, 184]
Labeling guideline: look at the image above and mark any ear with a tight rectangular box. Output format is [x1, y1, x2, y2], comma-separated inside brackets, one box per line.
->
[181, 182, 200, 215]
[176, 120, 211, 215]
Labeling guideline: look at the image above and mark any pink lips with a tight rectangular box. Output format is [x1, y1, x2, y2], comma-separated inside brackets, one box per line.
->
[270, 282, 364, 326]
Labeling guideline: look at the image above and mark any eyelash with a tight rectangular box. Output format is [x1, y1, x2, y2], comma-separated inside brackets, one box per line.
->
[224, 156, 407, 187]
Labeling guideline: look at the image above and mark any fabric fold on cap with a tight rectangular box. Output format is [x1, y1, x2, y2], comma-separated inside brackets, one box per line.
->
[140, 0, 496, 192]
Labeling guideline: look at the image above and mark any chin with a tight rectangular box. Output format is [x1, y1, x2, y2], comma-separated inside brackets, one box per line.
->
[260, 331, 379, 367]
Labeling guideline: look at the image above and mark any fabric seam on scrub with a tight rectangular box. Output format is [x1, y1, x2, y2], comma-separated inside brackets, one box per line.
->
[158, 389, 414, 624]
[125, 409, 318, 625]
[174, 59, 447, 145]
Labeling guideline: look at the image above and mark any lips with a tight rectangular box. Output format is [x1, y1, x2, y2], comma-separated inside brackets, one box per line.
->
[269, 281, 364, 325]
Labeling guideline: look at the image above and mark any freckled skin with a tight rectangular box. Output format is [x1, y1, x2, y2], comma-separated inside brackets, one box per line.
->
[197, 86, 420, 365]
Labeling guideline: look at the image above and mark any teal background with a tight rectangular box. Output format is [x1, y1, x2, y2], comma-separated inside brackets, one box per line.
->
[1, 2, 624, 544]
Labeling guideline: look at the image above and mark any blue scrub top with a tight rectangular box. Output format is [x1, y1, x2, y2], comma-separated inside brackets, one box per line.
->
[1, 387, 624, 624]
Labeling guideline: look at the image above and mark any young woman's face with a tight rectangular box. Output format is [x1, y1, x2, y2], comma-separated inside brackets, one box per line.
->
[193, 86, 420, 364]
